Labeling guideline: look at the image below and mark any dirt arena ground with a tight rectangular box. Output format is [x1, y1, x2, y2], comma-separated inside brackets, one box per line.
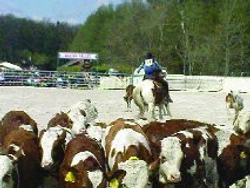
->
[1, 86, 250, 131]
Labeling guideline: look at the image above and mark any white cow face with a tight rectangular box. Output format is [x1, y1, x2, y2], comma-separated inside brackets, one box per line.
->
[40, 126, 66, 169]
[0, 155, 15, 188]
[159, 137, 183, 184]
[118, 159, 149, 188]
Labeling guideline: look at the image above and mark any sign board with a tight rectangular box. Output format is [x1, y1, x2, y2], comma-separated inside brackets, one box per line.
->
[58, 52, 98, 60]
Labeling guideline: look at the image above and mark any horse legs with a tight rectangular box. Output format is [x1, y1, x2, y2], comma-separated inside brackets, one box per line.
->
[148, 103, 156, 121]
[133, 95, 146, 119]
[166, 104, 172, 117]
[157, 102, 172, 120]
[158, 104, 164, 120]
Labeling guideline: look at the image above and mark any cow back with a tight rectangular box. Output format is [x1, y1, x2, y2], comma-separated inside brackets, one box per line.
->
[47, 111, 73, 129]
[142, 119, 210, 158]
[0, 111, 38, 145]
[3, 129, 42, 188]
[59, 134, 106, 188]
[104, 118, 153, 171]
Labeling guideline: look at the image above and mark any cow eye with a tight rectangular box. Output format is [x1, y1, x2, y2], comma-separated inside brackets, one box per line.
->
[3, 173, 11, 183]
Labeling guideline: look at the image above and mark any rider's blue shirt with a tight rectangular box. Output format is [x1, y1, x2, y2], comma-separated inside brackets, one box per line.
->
[137, 59, 162, 79]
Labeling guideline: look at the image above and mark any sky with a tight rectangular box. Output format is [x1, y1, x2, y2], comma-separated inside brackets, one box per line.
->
[0, 0, 127, 25]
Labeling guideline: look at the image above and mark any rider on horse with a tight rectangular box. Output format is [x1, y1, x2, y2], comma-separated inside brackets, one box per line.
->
[137, 52, 173, 103]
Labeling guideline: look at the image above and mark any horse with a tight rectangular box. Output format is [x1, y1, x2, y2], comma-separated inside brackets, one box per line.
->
[225, 90, 244, 124]
[130, 79, 172, 121]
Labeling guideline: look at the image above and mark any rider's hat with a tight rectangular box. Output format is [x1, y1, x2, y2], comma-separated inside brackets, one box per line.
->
[145, 52, 154, 59]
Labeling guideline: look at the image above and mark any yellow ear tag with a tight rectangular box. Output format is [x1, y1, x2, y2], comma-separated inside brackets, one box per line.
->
[110, 178, 119, 188]
[240, 151, 247, 159]
[65, 171, 75, 183]
[129, 156, 139, 161]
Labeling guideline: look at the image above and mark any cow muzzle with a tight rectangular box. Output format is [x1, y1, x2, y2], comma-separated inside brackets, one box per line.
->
[41, 161, 54, 170]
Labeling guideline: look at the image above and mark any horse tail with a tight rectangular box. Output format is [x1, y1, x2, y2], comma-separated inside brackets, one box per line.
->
[124, 84, 135, 108]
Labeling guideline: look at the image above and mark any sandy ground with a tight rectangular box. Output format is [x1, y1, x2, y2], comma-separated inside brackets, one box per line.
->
[1, 86, 250, 132]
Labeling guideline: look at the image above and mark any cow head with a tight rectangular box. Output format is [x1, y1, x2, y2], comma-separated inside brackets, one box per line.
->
[47, 112, 74, 129]
[117, 157, 150, 188]
[67, 100, 99, 135]
[39, 126, 67, 170]
[150, 137, 183, 184]
[0, 155, 17, 188]
[61, 151, 106, 188]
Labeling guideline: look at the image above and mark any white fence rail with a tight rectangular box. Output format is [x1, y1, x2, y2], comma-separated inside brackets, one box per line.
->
[0, 70, 101, 89]
[0, 70, 249, 92]
[99, 74, 250, 93]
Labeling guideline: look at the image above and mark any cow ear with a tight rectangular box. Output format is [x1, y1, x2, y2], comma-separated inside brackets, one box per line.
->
[105, 169, 126, 181]
[39, 129, 46, 138]
[149, 158, 160, 171]
[60, 131, 67, 141]
[7, 144, 25, 157]
[7, 154, 18, 164]
[7, 147, 25, 164]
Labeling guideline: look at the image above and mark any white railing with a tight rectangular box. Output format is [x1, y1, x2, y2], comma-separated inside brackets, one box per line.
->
[1, 70, 249, 92]
[0, 70, 103, 89]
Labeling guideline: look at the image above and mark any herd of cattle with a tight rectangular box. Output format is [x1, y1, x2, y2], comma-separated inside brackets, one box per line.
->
[0, 93, 250, 188]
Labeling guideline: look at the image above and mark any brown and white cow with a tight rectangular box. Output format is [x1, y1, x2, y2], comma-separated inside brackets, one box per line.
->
[67, 99, 99, 135]
[59, 134, 107, 188]
[39, 126, 71, 171]
[0, 110, 38, 145]
[213, 125, 250, 187]
[149, 125, 219, 188]
[142, 119, 209, 159]
[47, 111, 74, 129]
[3, 128, 43, 188]
[39, 111, 75, 171]
[102, 118, 153, 188]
